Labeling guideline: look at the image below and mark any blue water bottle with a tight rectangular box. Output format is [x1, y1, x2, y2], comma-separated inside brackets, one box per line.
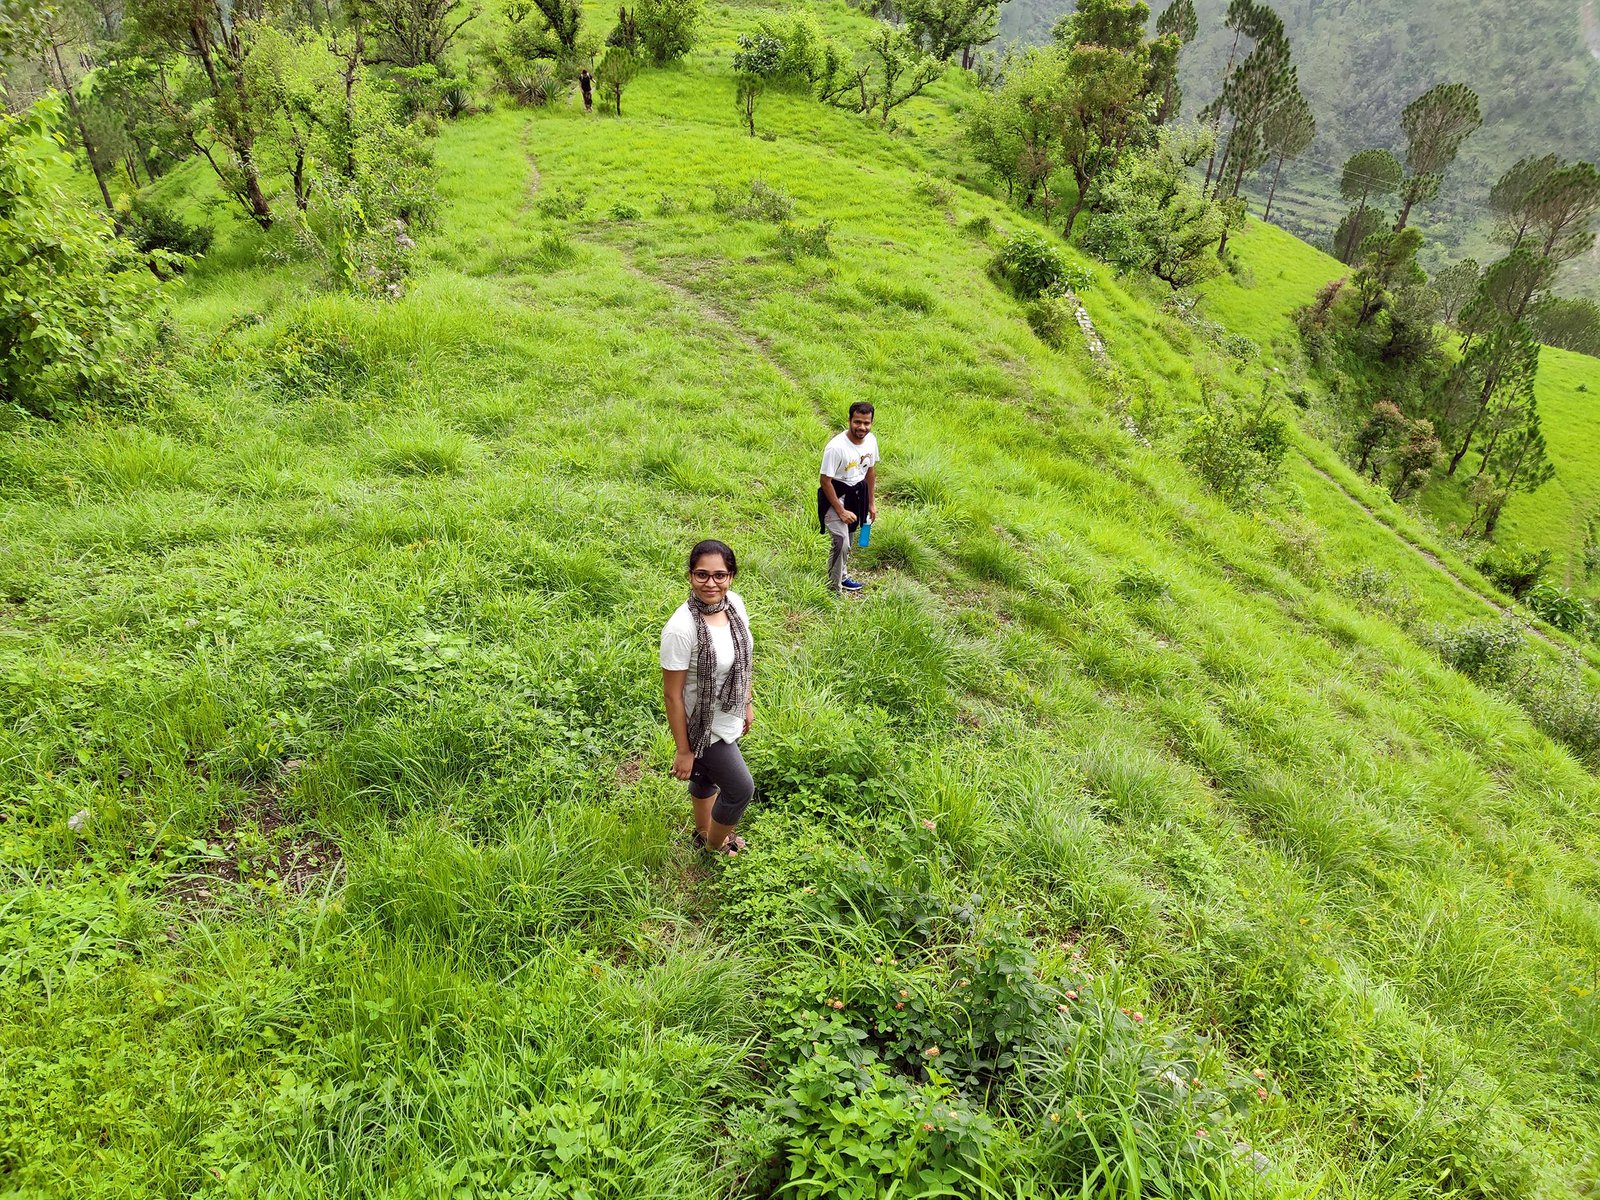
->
[858, 517, 872, 548]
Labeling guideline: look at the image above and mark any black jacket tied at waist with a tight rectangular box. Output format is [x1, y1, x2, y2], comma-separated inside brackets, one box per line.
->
[818, 477, 869, 535]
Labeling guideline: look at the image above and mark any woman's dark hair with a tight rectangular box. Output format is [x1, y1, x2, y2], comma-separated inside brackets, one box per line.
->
[849, 401, 875, 418]
[688, 539, 737, 576]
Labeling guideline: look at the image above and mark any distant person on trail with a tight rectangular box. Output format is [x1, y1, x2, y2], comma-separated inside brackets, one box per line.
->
[817, 402, 879, 595]
[578, 67, 594, 112]
[661, 539, 756, 856]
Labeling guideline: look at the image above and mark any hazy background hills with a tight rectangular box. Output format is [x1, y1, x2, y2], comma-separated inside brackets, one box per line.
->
[1002, 0, 1600, 295]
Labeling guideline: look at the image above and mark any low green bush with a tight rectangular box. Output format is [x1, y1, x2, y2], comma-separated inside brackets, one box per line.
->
[710, 178, 794, 222]
[776, 219, 832, 260]
[990, 229, 1091, 300]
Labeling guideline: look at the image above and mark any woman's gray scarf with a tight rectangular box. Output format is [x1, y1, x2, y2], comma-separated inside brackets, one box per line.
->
[686, 593, 752, 756]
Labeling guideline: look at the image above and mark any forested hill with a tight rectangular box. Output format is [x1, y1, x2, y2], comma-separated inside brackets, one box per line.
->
[1002, 0, 1600, 289]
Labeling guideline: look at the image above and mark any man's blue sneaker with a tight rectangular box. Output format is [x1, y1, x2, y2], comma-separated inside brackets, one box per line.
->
[841, 578, 865, 592]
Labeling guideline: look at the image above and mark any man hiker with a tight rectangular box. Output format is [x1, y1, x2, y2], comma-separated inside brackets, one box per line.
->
[817, 402, 879, 594]
[578, 67, 594, 112]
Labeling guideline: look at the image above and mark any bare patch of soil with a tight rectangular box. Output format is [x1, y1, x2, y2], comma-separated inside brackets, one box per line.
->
[164, 765, 342, 908]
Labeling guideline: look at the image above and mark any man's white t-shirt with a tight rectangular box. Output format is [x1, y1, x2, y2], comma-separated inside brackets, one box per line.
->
[659, 591, 752, 746]
[821, 430, 880, 486]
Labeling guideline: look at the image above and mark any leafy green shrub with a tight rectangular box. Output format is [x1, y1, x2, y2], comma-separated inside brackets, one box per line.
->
[1, 102, 163, 420]
[1115, 565, 1169, 602]
[1525, 583, 1590, 633]
[1474, 544, 1551, 600]
[991, 229, 1072, 300]
[608, 200, 642, 221]
[1024, 291, 1077, 349]
[1184, 388, 1290, 508]
[491, 56, 559, 107]
[1514, 659, 1600, 766]
[1428, 619, 1523, 684]
[387, 64, 473, 118]
[776, 219, 832, 260]
[710, 178, 794, 222]
[257, 319, 369, 401]
[635, 0, 702, 64]
[537, 188, 589, 219]
[121, 198, 213, 264]
[769, 1047, 1000, 1199]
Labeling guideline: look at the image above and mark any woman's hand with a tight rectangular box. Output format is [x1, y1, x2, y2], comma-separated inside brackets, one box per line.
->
[671, 749, 696, 781]
[743, 701, 755, 736]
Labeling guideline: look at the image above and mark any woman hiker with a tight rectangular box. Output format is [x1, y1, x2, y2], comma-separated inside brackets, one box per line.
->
[660, 539, 755, 855]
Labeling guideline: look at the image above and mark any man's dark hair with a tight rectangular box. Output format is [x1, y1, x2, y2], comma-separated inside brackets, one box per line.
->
[848, 401, 875, 419]
[688, 539, 737, 577]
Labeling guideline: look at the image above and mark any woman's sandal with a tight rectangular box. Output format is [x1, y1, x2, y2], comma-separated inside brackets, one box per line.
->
[703, 833, 748, 856]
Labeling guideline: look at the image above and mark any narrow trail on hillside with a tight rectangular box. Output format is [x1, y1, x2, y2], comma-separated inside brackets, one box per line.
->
[1302, 456, 1571, 652]
[607, 243, 839, 430]
[519, 124, 542, 209]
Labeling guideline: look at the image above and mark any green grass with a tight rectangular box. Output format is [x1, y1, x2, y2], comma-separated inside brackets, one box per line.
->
[5, 3, 1600, 1195]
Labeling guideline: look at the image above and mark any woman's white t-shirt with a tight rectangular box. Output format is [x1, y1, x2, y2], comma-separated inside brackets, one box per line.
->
[660, 591, 751, 746]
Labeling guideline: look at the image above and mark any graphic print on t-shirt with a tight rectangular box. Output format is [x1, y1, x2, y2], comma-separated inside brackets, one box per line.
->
[820, 431, 880, 486]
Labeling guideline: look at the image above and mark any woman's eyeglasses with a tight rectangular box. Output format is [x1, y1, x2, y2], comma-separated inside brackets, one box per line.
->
[691, 570, 732, 583]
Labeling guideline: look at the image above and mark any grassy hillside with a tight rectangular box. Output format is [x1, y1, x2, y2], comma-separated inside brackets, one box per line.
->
[4, 4, 1600, 1197]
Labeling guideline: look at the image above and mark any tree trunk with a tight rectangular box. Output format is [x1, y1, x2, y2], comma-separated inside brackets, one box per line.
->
[1202, 28, 1245, 191]
[1341, 192, 1369, 263]
[50, 42, 115, 213]
[1263, 152, 1285, 221]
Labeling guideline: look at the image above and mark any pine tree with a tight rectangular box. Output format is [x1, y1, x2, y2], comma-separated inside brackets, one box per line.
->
[1394, 82, 1481, 233]
[1524, 160, 1600, 263]
[1489, 155, 1560, 250]
[1335, 149, 1401, 263]
[1152, 0, 1197, 124]
[1259, 84, 1313, 221]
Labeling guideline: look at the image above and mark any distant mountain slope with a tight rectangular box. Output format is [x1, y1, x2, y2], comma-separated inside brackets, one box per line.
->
[1001, 0, 1600, 294]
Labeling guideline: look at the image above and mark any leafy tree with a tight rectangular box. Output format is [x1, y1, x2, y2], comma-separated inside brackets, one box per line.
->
[1, 0, 52, 69]
[1444, 320, 1542, 476]
[859, 23, 943, 124]
[526, 0, 582, 55]
[1335, 148, 1401, 262]
[963, 45, 1060, 207]
[1053, 0, 1147, 52]
[593, 43, 636, 114]
[1489, 154, 1559, 251]
[126, 0, 279, 229]
[900, 0, 1004, 66]
[35, 0, 118, 212]
[1079, 122, 1225, 288]
[1531, 296, 1600, 357]
[1332, 205, 1385, 266]
[362, 0, 477, 68]
[634, 0, 700, 65]
[1431, 258, 1480, 327]
[732, 30, 781, 135]
[1523, 160, 1600, 263]
[1053, 42, 1146, 236]
[1351, 226, 1423, 326]
[1259, 84, 1312, 221]
[1151, 0, 1195, 124]
[1, 99, 162, 419]
[1353, 400, 1407, 478]
[1387, 417, 1441, 499]
[1393, 82, 1481, 232]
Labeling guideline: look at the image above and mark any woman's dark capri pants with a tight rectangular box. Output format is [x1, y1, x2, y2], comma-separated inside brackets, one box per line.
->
[689, 739, 755, 826]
